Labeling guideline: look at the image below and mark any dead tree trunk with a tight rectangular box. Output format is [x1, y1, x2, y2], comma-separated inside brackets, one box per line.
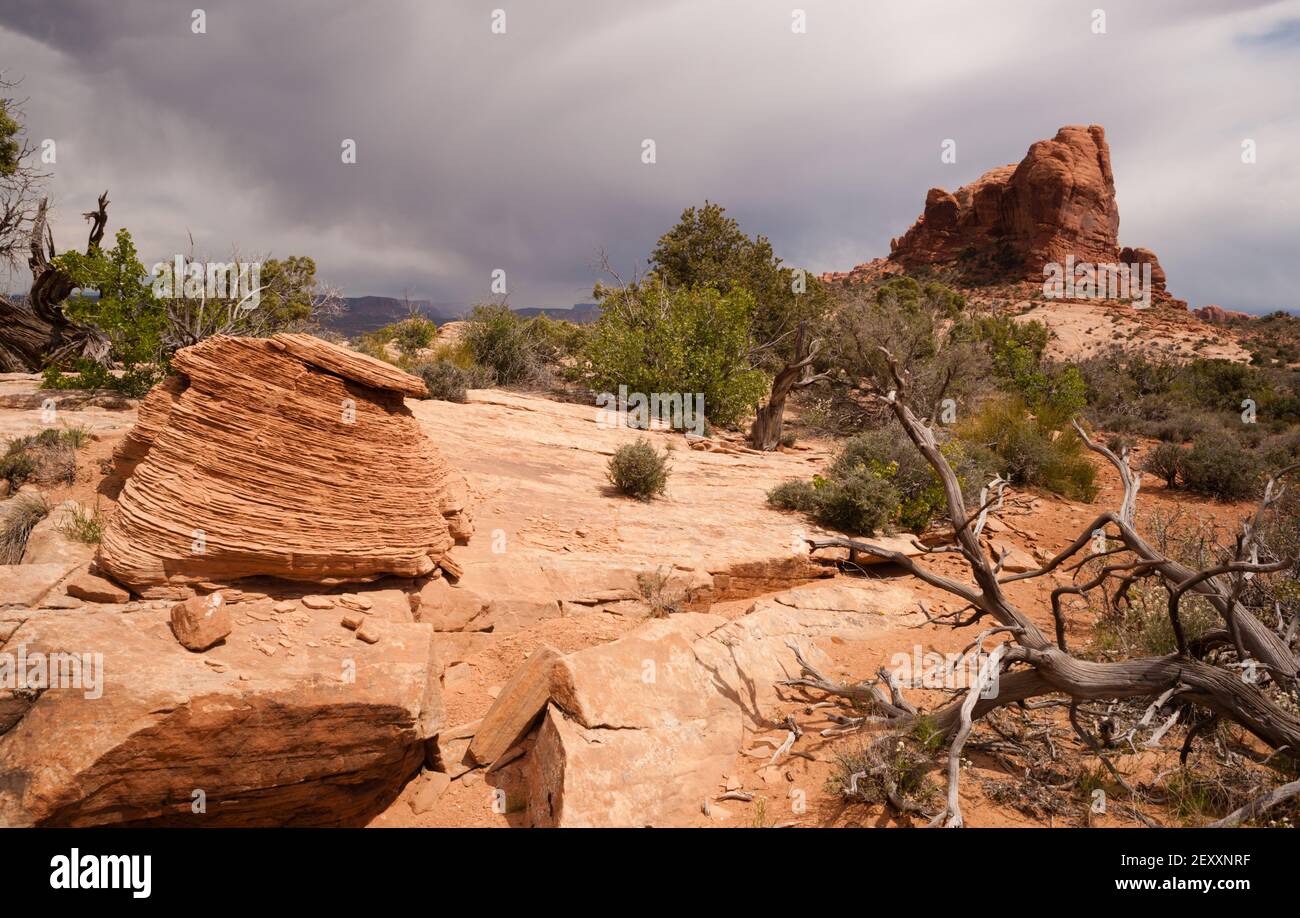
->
[749, 321, 828, 451]
[0, 192, 112, 373]
[790, 347, 1300, 825]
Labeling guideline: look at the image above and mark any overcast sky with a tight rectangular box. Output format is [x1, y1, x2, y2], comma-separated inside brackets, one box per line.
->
[1, 0, 1297, 312]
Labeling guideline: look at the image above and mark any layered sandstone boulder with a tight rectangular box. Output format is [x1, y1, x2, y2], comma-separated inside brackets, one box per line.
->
[97, 334, 471, 598]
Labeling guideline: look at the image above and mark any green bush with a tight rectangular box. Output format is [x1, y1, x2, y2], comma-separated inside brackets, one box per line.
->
[606, 438, 671, 501]
[767, 479, 816, 512]
[1180, 437, 1260, 500]
[0, 452, 36, 489]
[2, 428, 80, 488]
[46, 229, 168, 396]
[393, 316, 438, 355]
[582, 281, 768, 428]
[809, 468, 899, 535]
[417, 360, 471, 403]
[1144, 441, 1184, 488]
[961, 398, 1097, 501]
[463, 304, 540, 386]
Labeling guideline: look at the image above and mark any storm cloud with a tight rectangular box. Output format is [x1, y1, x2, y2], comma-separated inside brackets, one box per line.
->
[2, 0, 1297, 312]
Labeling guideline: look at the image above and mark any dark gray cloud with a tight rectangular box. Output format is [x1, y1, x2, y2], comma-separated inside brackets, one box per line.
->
[2, 0, 1297, 312]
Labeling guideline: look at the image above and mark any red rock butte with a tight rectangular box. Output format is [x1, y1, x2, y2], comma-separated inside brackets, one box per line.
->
[97, 333, 471, 598]
[826, 124, 1174, 299]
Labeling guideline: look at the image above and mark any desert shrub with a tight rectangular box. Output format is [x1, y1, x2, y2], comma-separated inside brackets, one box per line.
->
[1180, 436, 1260, 499]
[58, 424, 92, 449]
[1259, 429, 1300, 470]
[829, 722, 941, 813]
[1144, 441, 1184, 488]
[1180, 358, 1257, 414]
[960, 398, 1097, 501]
[416, 360, 471, 403]
[527, 314, 588, 366]
[606, 438, 670, 500]
[779, 430, 797, 448]
[581, 281, 768, 428]
[393, 316, 438, 355]
[0, 492, 49, 563]
[45, 229, 168, 396]
[767, 478, 816, 512]
[1105, 433, 1135, 455]
[2, 429, 79, 487]
[1149, 409, 1213, 444]
[636, 566, 683, 618]
[830, 278, 987, 421]
[462, 304, 540, 386]
[809, 468, 899, 535]
[58, 503, 104, 545]
[0, 451, 35, 489]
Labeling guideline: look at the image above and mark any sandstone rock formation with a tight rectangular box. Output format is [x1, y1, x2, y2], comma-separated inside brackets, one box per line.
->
[826, 125, 1176, 301]
[1193, 304, 1251, 325]
[0, 605, 443, 826]
[97, 334, 472, 598]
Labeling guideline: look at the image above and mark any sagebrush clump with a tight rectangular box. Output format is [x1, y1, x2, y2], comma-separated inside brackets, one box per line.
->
[606, 438, 671, 500]
[1180, 436, 1260, 500]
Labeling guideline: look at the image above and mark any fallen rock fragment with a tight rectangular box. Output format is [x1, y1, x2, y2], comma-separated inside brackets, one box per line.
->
[341, 612, 365, 631]
[409, 771, 452, 814]
[65, 571, 131, 604]
[170, 592, 232, 652]
[467, 645, 560, 768]
[302, 595, 335, 610]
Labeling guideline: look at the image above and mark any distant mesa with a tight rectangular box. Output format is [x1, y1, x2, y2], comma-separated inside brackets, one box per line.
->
[826, 125, 1181, 306]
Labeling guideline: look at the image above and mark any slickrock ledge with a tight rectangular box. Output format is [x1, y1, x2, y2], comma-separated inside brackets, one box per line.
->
[97, 334, 471, 598]
[0, 607, 443, 827]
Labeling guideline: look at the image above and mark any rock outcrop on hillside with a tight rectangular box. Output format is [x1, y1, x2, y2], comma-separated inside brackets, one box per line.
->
[1193, 304, 1251, 325]
[97, 333, 472, 598]
[825, 125, 1178, 303]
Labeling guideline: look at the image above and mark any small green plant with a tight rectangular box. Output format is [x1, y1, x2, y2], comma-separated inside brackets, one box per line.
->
[0, 451, 36, 489]
[393, 316, 438, 355]
[0, 492, 50, 563]
[607, 437, 671, 500]
[766, 478, 816, 512]
[829, 731, 939, 815]
[58, 503, 105, 545]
